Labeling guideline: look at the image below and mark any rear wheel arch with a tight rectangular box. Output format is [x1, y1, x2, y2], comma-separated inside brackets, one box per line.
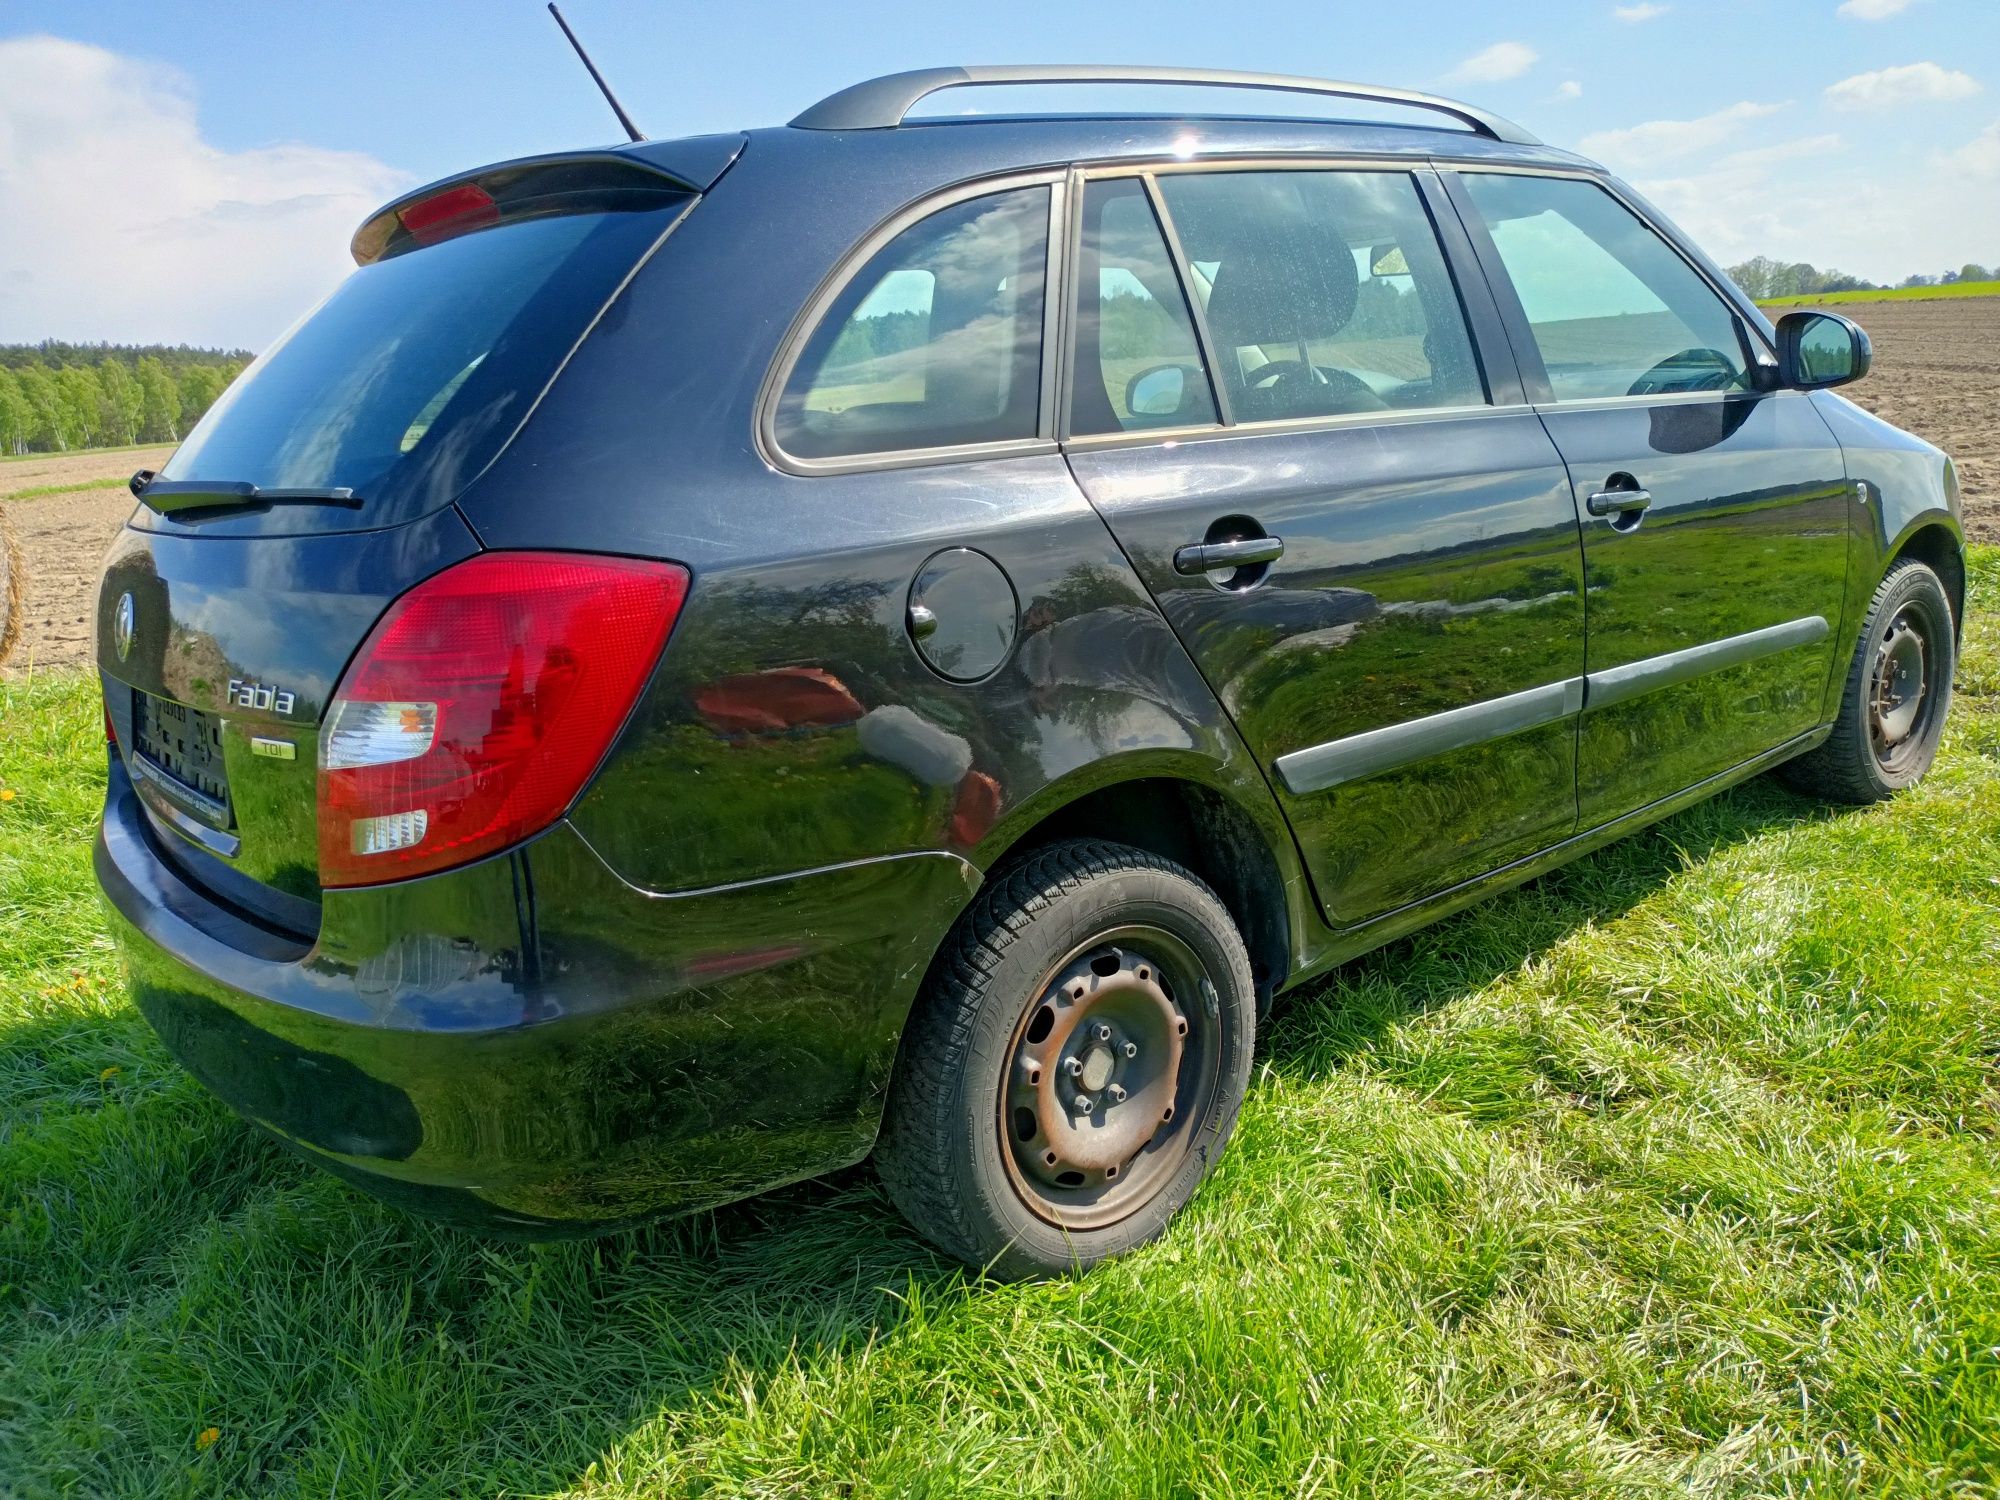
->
[974, 773, 1295, 1007]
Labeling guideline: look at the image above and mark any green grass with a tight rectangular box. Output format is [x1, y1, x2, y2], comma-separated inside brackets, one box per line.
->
[1757, 280, 2000, 308]
[3, 552, 1999, 1497]
[0, 477, 132, 502]
[0, 441, 167, 465]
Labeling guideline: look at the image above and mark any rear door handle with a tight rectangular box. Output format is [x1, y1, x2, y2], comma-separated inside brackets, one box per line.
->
[1173, 536, 1285, 575]
[1585, 487, 1652, 518]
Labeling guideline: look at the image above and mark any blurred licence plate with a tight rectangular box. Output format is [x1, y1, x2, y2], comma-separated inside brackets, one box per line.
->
[131, 690, 232, 825]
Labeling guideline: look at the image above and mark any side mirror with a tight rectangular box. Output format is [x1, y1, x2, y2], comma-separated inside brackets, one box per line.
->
[1775, 310, 1871, 390]
[1126, 364, 1195, 419]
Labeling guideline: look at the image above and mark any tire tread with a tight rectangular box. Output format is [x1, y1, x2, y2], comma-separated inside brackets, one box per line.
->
[1779, 557, 1951, 805]
[875, 838, 1237, 1273]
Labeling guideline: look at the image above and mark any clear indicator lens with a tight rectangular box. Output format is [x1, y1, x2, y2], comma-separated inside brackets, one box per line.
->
[351, 809, 429, 856]
[324, 700, 438, 769]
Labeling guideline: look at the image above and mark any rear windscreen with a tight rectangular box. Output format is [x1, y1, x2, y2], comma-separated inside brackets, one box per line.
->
[154, 199, 687, 531]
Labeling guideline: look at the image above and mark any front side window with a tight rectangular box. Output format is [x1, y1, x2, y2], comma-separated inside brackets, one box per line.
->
[1153, 170, 1486, 424]
[1460, 174, 1753, 401]
[775, 187, 1049, 460]
[1071, 178, 1218, 435]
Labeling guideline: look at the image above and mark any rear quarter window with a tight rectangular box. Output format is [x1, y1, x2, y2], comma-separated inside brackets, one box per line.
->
[772, 186, 1051, 463]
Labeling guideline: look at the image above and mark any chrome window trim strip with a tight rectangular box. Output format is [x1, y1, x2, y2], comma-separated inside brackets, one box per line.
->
[1528, 389, 1772, 414]
[1275, 677, 1584, 796]
[1062, 400, 1535, 453]
[1274, 614, 1832, 796]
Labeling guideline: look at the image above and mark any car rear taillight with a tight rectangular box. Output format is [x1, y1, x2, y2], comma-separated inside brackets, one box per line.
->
[318, 551, 688, 888]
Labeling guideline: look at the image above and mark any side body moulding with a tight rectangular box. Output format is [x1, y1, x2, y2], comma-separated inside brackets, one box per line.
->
[1276, 616, 1831, 797]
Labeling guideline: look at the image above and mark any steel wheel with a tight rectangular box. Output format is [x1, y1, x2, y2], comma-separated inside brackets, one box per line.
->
[1868, 605, 1939, 776]
[996, 926, 1221, 1231]
[876, 839, 1256, 1278]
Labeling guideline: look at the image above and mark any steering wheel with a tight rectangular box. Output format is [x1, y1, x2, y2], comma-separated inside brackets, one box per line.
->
[1627, 348, 1742, 398]
[1243, 358, 1389, 415]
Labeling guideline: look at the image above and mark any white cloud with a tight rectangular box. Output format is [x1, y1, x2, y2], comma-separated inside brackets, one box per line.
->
[0, 35, 409, 348]
[1837, 0, 1917, 18]
[1448, 42, 1539, 84]
[1825, 62, 1980, 110]
[1626, 123, 2000, 284]
[1555, 80, 1585, 101]
[1614, 4, 1671, 21]
[1948, 121, 2000, 176]
[1580, 101, 1786, 169]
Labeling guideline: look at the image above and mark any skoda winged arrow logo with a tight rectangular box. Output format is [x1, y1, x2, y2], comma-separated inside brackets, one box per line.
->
[113, 593, 136, 662]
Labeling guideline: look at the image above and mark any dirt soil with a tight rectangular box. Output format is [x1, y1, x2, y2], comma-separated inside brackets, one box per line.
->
[0, 300, 1994, 675]
[0, 446, 171, 677]
[1836, 298, 1999, 544]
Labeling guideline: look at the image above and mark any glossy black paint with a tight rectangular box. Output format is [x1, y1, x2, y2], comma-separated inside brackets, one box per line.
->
[1068, 412, 1586, 928]
[93, 105, 1964, 1235]
[1529, 392, 1850, 825]
[100, 752, 980, 1232]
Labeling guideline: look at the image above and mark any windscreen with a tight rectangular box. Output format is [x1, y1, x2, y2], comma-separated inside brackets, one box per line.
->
[155, 199, 687, 529]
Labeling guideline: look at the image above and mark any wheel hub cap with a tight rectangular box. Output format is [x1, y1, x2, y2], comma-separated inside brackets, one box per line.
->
[1871, 613, 1928, 748]
[1004, 945, 1187, 1201]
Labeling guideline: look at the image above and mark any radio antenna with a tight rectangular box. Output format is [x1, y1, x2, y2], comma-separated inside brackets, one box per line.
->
[547, 4, 645, 143]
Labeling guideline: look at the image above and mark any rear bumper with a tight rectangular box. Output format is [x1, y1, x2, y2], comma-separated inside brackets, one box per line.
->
[96, 759, 979, 1236]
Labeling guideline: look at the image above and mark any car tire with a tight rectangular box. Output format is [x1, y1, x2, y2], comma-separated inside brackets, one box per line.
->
[1779, 558, 1955, 804]
[876, 838, 1255, 1279]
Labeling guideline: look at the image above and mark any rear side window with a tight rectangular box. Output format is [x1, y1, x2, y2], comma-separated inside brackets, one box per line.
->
[775, 187, 1050, 461]
[1071, 178, 1217, 436]
[1460, 174, 1752, 401]
[161, 203, 685, 520]
[1153, 170, 1486, 424]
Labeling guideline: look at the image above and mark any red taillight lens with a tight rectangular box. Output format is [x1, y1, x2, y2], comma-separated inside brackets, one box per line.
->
[317, 552, 688, 888]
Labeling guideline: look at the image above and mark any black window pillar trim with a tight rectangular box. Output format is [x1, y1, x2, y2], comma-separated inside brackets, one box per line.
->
[1140, 174, 1235, 429]
[1413, 168, 1529, 409]
[1432, 166, 1557, 406]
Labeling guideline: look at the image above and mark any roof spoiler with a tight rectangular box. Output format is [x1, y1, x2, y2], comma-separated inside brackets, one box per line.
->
[790, 65, 1540, 145]
[351, 146, 735, 265]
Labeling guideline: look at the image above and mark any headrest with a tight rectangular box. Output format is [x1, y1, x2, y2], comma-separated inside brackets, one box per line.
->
[1173, 180, 1360, 348]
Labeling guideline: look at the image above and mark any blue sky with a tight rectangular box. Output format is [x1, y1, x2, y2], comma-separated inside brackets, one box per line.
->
[2, 0, 1995, 346]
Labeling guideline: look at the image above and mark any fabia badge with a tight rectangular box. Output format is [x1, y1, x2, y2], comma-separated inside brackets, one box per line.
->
[113, 593, 136, 661]
[227, 678, 298, 715]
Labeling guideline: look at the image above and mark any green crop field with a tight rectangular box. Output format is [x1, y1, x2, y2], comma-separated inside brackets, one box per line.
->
[3, 550, 1998, 1497]
[1758, 279, 2000, 309]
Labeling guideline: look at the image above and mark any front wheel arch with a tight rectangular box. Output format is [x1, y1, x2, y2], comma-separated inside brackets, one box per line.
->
[1888, 519, 1966, 641]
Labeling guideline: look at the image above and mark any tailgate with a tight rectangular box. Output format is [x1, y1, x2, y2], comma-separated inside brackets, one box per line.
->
[97, 505, 481, 935]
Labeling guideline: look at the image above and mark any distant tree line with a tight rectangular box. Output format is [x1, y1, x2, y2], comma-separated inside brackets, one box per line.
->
[1892, 263, 1996, 289]
[0, 342, 252, 456]
[1727, 257, 1999, 299]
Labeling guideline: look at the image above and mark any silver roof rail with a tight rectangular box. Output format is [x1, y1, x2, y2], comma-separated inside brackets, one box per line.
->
[790, 65, 1540, 146]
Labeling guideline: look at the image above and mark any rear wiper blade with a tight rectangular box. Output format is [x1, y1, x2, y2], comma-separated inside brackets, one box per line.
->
[130, 471, 362, 516]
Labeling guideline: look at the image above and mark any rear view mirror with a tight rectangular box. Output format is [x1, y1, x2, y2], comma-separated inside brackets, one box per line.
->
[1127, 364, 1194, 418]
[1775, 310, 1871, 390]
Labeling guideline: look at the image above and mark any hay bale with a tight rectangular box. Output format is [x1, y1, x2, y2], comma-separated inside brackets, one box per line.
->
[0, 504, 20, 668]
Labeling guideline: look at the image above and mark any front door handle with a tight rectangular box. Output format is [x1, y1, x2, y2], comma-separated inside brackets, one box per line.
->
[1173, 536, 1285, 575]
[1586, 486, 1652, 518]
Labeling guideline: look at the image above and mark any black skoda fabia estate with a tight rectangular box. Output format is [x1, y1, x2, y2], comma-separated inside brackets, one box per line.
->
[95, 68, 1965, 1277]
